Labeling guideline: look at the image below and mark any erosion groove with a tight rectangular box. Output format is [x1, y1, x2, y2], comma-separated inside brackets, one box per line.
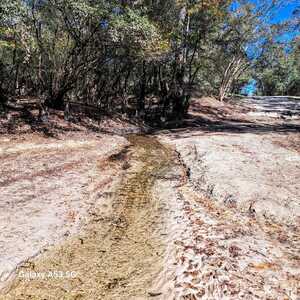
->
[1, 135, 175, 300]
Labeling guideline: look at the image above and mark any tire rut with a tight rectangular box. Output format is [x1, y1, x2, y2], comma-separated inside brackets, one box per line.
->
[1, 135, 175, 300]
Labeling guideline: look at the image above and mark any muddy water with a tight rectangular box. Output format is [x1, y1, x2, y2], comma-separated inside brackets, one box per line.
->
[1, 135, 175, 300]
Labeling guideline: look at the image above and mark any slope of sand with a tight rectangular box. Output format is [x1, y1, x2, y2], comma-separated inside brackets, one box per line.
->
[1, 96, 299, 299]
[0, 132, 128, 291]
[155, 96, 300, 299]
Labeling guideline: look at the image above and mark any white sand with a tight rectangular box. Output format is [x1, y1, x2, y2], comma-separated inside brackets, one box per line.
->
[0, 133, 128, 290]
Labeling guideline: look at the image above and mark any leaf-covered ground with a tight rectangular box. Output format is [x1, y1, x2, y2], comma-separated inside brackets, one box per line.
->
[156, 96, 300, 299]
[0, 96, 299, 299]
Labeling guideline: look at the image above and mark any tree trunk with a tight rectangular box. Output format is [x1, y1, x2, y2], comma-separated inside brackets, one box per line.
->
[137, 61, 146, 118]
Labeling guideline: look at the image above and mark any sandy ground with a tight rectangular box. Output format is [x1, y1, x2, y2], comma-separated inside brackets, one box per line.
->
[0, 96, 299, 299]
[0, 135, 180, 299]
[159, 96, 300, 225]
[0, 131, 128, 291]
[155, 181, 300, 299]
[160, 133, 300, 225]
[156, 96, 300, 299]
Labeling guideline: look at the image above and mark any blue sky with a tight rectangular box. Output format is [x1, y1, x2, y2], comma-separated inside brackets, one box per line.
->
[271, 1, 299, 41]
[271, 1, 298, 23]
[238, 0, 299, 95]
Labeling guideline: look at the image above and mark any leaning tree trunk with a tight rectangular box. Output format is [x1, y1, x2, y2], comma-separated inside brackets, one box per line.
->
[219, 55, 248, 102]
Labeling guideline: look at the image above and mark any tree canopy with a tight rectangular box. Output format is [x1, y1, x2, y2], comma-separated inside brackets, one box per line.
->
[0, 0, 299, 123]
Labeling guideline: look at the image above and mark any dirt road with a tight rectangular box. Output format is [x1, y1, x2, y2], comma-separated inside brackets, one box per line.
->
[237, 96, 300, 119]
[0, 96, 299, 299]
[0, 132, 129, 290]
[0, 135, 180, 299]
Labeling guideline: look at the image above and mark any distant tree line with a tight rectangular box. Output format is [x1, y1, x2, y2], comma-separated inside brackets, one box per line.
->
[0, 0, 299, 123]
[254, 37, 300, 96]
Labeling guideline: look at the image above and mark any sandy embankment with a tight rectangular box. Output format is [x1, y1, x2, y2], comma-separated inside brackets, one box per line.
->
[154, 96, 300, 299]
[154, 131, 300, 299]
[162, 133, 300, 225]
[0, 96, 299, 299]
[0, 132, 128, 291]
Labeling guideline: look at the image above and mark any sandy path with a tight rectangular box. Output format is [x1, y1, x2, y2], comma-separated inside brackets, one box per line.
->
[155, 96, 300, 299]
[0, 132, 128, 292]
[0, 135, 177, 299]
[1, 96, 299, 299]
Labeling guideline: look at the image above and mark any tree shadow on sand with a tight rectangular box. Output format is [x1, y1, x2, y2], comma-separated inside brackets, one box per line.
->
[158, 102, 300, 139]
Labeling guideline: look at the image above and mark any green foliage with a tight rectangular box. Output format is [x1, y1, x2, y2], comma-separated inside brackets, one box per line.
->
[108, 9, 168, 57]
[254, 37, 300, 96]
[0, 0, 298, 120]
